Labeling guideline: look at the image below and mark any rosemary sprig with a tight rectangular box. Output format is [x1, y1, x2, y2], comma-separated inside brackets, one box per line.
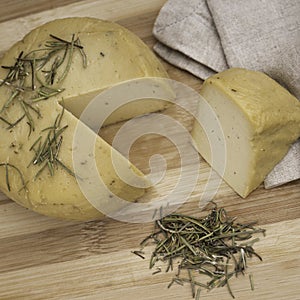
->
[31, 86, 64, 103]
[249, 273, 255, 291]
[42, 56, 62, 85]
[57, 34, 75, 84]
[0, 33, 88, 183]
[0, 162, 26, 192]
[195, 288, 201, 300]
[29, 108, 74, 180]
[0, 116, 12, 126]
[0, 33, 87, 131]
[0, 90, 19, 114]
[132, 250, 145, 260]
[134, 204, 266, 299]
[20, 100, 35, 132]
[0, 51, 27, 87]
[76, 38, 87, 68]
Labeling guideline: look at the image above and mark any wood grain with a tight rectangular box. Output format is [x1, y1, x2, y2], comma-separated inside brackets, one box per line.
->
[0, 1, 299, 299]
[0, 0, 83, 23]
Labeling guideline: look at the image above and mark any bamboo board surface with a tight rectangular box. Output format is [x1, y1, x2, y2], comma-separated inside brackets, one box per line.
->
[0, 1, 299, 299]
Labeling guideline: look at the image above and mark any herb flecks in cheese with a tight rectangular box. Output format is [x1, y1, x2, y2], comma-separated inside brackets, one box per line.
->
[192, 68, 300, 198]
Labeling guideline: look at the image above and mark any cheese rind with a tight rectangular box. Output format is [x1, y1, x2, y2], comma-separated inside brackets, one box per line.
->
[192, 68, 300, 198]
[0, 18, 170, 220]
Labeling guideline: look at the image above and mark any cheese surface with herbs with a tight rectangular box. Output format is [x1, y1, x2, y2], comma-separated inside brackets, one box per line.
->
[0, 17, 170, 220]
[192, 68, 300, 198]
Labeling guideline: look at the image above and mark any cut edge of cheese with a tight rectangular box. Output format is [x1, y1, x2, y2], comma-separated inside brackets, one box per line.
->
[191, 68, 300, 198]
[0, 17, 172, 220]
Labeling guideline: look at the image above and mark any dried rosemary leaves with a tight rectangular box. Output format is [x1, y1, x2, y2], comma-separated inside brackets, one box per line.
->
[0, 34, 87, 135]
[0, 33, 86, 186]
[134, 204, 266, 299]
[0, 162, 26, 192]
[28, 107, 75, 180]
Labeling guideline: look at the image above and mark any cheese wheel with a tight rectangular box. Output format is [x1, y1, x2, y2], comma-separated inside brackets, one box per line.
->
[192, 68, 300, 198]
[0, 17, 170, 220]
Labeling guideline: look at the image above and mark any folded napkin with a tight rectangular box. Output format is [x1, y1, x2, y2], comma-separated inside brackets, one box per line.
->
[153, 0, 300, 188]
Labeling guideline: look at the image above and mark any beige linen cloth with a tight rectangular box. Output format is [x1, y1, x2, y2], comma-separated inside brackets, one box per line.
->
[153, 0, 300, 188]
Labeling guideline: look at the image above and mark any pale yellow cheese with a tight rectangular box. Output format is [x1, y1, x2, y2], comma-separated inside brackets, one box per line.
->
[192, 68, 300, 198]
[0, 17, 171, 220]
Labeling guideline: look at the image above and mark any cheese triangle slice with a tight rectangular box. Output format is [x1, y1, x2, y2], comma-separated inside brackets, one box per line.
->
[192, 68, 300, 198]
[0, 18, 170, 220]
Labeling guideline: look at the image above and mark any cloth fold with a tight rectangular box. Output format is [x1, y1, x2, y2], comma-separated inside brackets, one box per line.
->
[153, 0, 300, 188]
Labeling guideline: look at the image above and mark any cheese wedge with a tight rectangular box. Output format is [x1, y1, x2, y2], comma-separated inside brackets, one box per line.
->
[192, 68, 300, 198]
[0, 17, 171, 220]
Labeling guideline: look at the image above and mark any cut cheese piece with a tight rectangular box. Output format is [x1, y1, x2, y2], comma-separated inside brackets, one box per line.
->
[192, 68, 300, 198]
[63, 79, 174, 126]
[0, 17, 171, 220]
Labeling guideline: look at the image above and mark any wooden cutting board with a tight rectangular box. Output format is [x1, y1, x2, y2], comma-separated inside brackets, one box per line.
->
[0, 1, 299, 299]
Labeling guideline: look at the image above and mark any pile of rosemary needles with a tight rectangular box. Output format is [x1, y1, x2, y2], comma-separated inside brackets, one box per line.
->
[133, 204, 266, 299]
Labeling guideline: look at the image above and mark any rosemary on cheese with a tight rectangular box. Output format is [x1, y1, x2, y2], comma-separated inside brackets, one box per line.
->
[0, 162, 26, 192]
[0, 33, 87, 134]
[0, 33, 87, 187]
[28, 107, 75, 180]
